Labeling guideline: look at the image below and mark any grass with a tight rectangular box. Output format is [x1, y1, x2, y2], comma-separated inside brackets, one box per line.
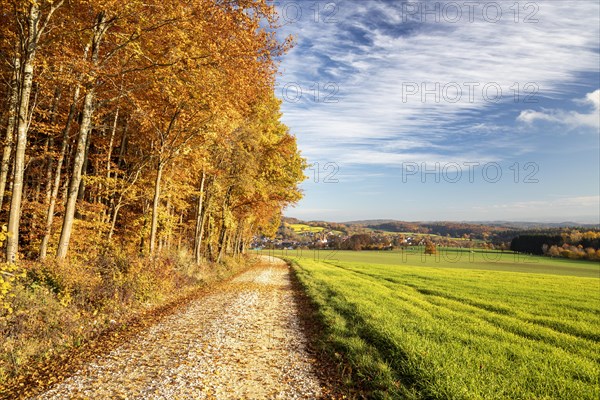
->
[287, 223, 326, 233]
[265, 248, 600, 278]
[282, 250, 600, 399]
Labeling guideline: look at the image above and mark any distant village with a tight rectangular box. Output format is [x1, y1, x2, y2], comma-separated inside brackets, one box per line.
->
[252, 219, 600, 261]
[252, 221, 470, 251]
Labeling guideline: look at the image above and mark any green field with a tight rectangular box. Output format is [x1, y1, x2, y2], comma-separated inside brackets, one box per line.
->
[273, 250, 600, 399]
[267, 248, 599, 278]
[286, 223, 344, 235]
[287, 223, 327, 233]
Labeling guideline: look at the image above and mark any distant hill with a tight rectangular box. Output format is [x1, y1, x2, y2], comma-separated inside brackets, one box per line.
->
[281, 217, 600, 243]
[343, 219, 398, 226]
[341, 219, 599, 230]
[470, 221, 600, 229]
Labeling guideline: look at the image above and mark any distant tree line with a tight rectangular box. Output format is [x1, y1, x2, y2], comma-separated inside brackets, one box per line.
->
[511, 231, 600, 260]
[510, 235, 563, 255]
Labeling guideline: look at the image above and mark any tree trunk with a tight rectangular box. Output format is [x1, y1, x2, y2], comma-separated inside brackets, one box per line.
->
[34, 87, 61, 203]
[217, 228, 228, 263]
[165, 198, 172, 251]
[39, 83, 82, 260]
[106, 108, 118, 179]
[116, 118, 128, 169]
[6, 3, 41, 263]
[104, 116, 127, 225]
[107, 203, 121, 240]
[76, 128, 91, 202]
[149, 160, 164, 255]
[139, 200, 149, 255]
[56, 12, 108, 260]
[197, 195, 209, 263]
[177, 212, 183, 251]
[0, 55, 20, 210]
[56, 89, 95, 259]
[44, 87, 62, 204]
[193, 169, 206, 264]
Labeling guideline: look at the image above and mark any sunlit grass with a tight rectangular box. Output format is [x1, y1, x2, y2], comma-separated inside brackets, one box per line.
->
[264, 248, 599, 278]
[289, 253, 600, 399]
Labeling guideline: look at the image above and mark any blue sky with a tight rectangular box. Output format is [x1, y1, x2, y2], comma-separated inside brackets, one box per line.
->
[272, 0, 600, 223]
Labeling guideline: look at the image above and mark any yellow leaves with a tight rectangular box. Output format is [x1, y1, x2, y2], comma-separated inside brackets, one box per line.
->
[0, 261, 26, 315]
[0, 224, 8, 244]
[58, 290, 72, 307]
[0, 225, 24, 314]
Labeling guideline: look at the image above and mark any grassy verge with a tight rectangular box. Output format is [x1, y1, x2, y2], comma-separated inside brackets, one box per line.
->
[0, 248, 251, 398]
[289, 256, 600, 399]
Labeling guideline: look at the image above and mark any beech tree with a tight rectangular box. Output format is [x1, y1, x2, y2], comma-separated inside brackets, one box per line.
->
[3, 0, 65, 262]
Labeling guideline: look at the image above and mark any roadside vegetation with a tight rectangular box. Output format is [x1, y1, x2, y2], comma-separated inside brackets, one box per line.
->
[0, 246, 251, 394]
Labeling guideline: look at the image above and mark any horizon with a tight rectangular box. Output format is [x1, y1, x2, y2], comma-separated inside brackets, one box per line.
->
[275, 0, 600, 224]
[283, 216, 600, 226]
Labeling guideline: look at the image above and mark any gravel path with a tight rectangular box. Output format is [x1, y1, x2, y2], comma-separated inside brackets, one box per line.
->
[33, 257, 324, 399]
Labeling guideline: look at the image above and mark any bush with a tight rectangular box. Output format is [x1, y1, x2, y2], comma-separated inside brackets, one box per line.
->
[0, 263, 26, 315]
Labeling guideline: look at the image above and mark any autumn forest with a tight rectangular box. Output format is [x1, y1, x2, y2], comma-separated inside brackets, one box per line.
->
[0, 0, 304, 263]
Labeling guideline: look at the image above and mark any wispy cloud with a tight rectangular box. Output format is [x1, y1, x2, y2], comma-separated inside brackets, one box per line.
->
[517, 89, 600, 129]
[276, 0, 600, 165]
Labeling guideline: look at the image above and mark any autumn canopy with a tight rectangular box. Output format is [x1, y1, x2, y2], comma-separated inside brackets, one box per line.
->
[0, 0, 305, 263]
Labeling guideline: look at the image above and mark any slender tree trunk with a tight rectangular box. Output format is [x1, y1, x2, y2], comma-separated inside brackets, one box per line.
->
[193, 169, 206, 264]
[234, 222, 244, 259]
[39, 84, 82, 260]
[149, 160, 164, 255]
[61, 143, 72, 201]
[56, 88, 95, 259]
[197, 195, 209, 263]
[106, 108, 119, 177]
[0, 55, 20, 210]
[206, 214, 214, 261]
[56, 12, 108, 260]
[104, 117, 127, 225]
[34, 87, 60, 203]
[165, 198, 172, 251]
[44, 87, 62, 204]
[139, 200, 149, 255]
[217, 228, 228, 263]
[76, 128, 91, 202]
[108, 203, 121, 240]
[177, 212, 183, 251]
[116, 118, 128, 168]
[43, 135, 54, 203]
[6, 3, 41, 263]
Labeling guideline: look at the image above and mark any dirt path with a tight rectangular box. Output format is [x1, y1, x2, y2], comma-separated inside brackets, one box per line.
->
[33, 257, 324, 399]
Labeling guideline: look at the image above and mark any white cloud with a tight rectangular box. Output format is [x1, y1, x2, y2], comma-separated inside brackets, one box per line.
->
[276, 0, 600, 165]
[517, 89, 600, 129]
